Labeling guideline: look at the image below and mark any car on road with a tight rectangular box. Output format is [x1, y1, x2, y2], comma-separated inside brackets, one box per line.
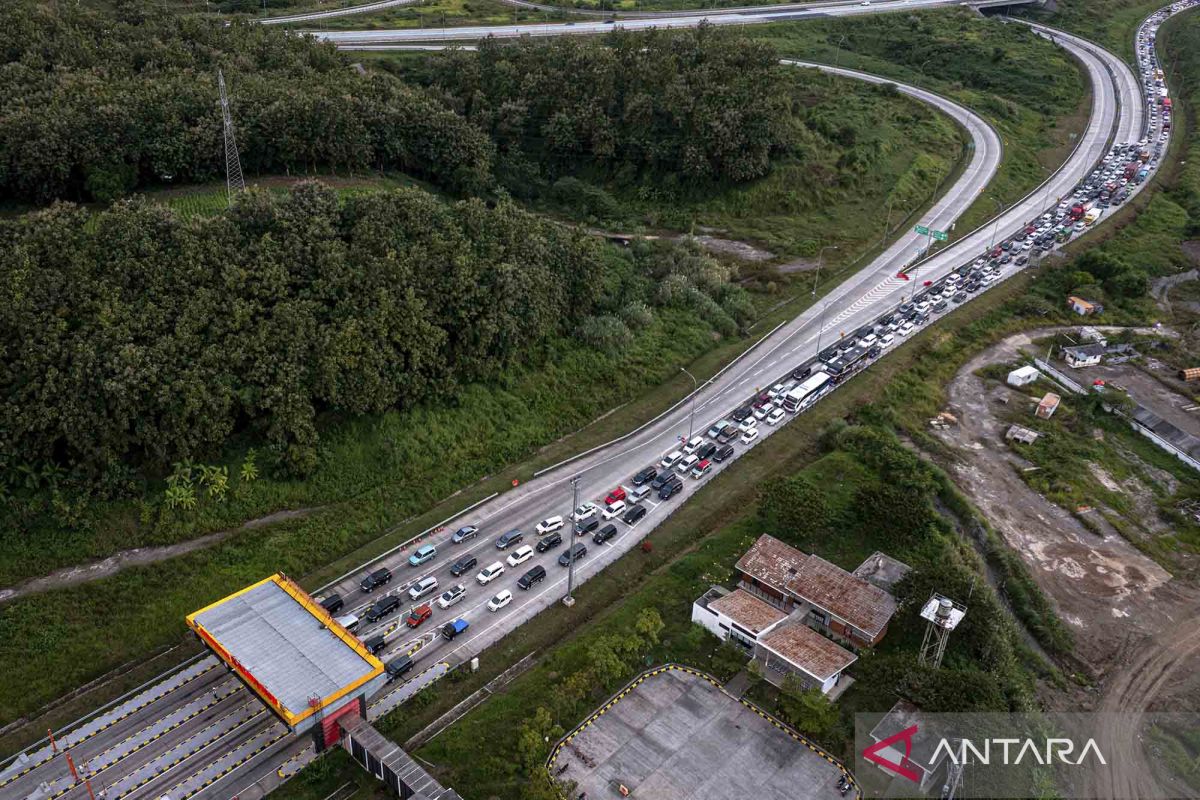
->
[405, 603, 432, 628]
[650, 472, 673, 490]
[740, 428, 760, 445]
[450, 555, 477, 577]
[791, 363, 814, 381]
[571, 501, 599, 522]
[558, 543, 587, 566]
[623, 505, 647, 525]
[632, 466, 658, 486]
[737, 418, 757, 434]
[677, 454, 699, 474]
[602, 500, 626, 520]
[659, 477, 684, 499]
[574, 517, 600, 536]
[604, 486, 627, 504]
[713, 443, 735, 463]
[385, 655, 414, 681]
[899, 321, 915, 336]
[716, 424, 740, 443]
[731, 404, 754, 421]
[335, 613, 360, 633]
[360, 568, 392, 593]
[488, 590, 513, 612]
[593, 523, 618, 545]
[437, 584, 466, 609]
[707, 420, 731, 438]
[660, 450, 684, 469]
[364, 634, 387, 655]
[690, 459, 712, 478]
[752, 405, 771, 421]
[476, 562, 505, 585]
[408, 543, 437, 567]
[517, 565, 547, 590]
[441, 618, 469, 641]
[536, 531, 564, 552]
[695, 442, 717, 460]
[495, 529, 524, 549]
[506, 545, 535, 567]
[629, 485, 652, 504]
[319, 594, 344, 615]
[682, 436, 706, 455]
[366, 595, 401, 623]
[766, 408, 786, 426]
[767, 383, 788, 399]
[450, 525, 479, 544]
[535, 516, 564, 535]
[408, 575, 439, 601]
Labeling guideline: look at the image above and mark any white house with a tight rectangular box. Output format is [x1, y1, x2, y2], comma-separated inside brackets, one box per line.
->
[1063, 343, 1106, 369]
[1006, 365, 1040, 387]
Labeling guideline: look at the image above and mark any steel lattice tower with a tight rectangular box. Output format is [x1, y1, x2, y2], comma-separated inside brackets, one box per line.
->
[218, 69, 245, 204]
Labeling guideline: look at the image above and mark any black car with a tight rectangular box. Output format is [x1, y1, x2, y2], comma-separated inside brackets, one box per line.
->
[558, 543, 587, 567]
[965, 282, 981, 293]
[650, 472, 673, 491]
[495, 529, 524, 549]
[366, 594, 401, 623]
[574, 517, 600, 536]
[659, 477, 684, 500]
[536, 532, 563, 552]
[319, 593, 344, 615]
[450, 555, 478, 577]
[632, 466, 658, 486]
[731, 404, 754, 422]
[364, 634, 387, 655]
[385, 655, 414, 680]
[819, 346, 840, 362]
[623, 505, 648, 525]
[593, 524, 618, 545]
[517, 565, 547, 590]
[360, 568, 392, 593]
[952, 291, 968, 303]
[933, 299, 948, 313]
[712, 444, 736, 463]
[867, 345, 883, 359]
[696, 442, 718, 461]
[791, 364, 813, 381]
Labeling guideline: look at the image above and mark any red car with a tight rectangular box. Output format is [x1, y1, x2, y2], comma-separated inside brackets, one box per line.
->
[605, 486, 627, 504]
[405, 604, 432, 628]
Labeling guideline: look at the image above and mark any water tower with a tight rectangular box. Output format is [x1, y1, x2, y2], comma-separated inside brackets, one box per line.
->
[918, 593, 967, 668]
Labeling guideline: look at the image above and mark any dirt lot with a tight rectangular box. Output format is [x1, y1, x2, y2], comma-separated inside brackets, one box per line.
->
[931, 328, 1200, 796]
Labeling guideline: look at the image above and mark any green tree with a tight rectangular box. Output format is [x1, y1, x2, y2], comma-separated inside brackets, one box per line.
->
[778, 674, 839, 737]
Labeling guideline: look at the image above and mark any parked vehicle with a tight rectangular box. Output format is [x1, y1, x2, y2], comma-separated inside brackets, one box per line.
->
[623, 505, 648, 525]
[593, 523, 618, 545]
[713, 444, 735, 463]
[359, 568, 392, 593]
[740, 428, 760, 444]
[536, 531, 564, 552]
[766, 408, 786, 426]
[604, 486, 627, 504]
[660, 451, 684, 469]
[574, 517, 600, 536]
[535, 516, 564, 535]
[690, 459, 712, 478]
[558, 543, 588, 566]
[602, 500, 627, 520]
[517, 565, 547, 590]
[632, 466, 658, 486]
[571, 501, 599, 522]
[628, 485, 652, 504]
[682, 436, 706, 455]
[659, 477, 684, 499]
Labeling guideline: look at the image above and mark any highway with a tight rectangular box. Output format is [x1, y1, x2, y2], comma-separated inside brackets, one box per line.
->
[2, 0, 1189, 797]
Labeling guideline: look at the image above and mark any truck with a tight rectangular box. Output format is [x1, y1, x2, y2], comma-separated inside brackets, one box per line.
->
[1068, 203, 1086, 221]
[1124, 162, 1139, 180]
[440, 618, 469, 641]
[781, 372, 831, 413]
[1084, 208, 1101, 225]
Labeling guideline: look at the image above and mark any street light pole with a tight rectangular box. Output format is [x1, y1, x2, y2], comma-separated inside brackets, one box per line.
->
[564, 475, 581, 607]
[987, 196, 1005, 251]
[812, 245, 839, 296]
[680, 367, 698, 442]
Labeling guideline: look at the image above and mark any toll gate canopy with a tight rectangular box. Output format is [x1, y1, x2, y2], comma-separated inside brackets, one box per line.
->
[186, 574, 383, 730]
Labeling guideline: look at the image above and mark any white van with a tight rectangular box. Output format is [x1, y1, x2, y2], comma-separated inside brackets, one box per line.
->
[628, 485, 653, 504]
[334, 613, 360, 633]
[408, 575, 439, 601]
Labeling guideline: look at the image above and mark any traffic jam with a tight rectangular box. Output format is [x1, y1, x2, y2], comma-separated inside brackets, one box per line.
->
[311, 1, 1190, 689]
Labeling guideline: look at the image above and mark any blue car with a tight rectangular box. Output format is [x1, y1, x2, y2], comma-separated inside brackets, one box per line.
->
[408, 543, 438, 567]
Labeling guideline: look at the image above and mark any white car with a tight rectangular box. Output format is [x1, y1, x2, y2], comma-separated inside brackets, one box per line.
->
[487, 590, 513, 612]
[706, 419, 731, 438]
[737, 417, 758, 434]
[752, 405, 771, 421]
[437, 584, 466, 609]
[682, 436, 706, 455]
[879, 333, 897, 348]
[660, 450, 684, 469]
[602, 500, 626, 520]
[506, 545, 534, 567]
[476, 561, 505, 585]
[536, 515, 564, 535]
[740, 428, 760, 444]
[899, 321, 915, 336]
[572, 501, 599, 522]
[767, 383, 788, 399]
[677, 454, 700, 473]
[914, 301, 929, 313]
[765, 408, 786, 426]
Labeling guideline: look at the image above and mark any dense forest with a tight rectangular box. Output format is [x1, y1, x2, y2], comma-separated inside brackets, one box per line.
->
[412, 30, 793, 186]
[0, 182, 752, 497]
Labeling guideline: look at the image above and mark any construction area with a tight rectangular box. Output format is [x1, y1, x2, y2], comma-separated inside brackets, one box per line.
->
[549, 667, 844, 800]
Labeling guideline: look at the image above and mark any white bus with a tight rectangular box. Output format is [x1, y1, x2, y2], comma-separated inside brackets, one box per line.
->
[782, 372, 831, 413]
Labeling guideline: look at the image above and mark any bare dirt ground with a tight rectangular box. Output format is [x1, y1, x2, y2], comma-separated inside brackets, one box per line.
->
[931, 328, 1200, 798]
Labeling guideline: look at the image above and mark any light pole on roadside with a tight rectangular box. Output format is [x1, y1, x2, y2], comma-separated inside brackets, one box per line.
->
[987, 196, 1005, 251]
[564, 475, 581, 607]
[680, 367, 698, 442]
[813, 245, 839, 296]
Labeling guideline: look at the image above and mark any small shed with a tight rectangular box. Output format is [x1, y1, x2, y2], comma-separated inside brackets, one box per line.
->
[1006, 424, 1040, 444]
[1036, 392, 1061, 420]
[1007, 366, 1041, 387]
[1179, 367, 1200, 382]
[1067, 296, 1103, 316]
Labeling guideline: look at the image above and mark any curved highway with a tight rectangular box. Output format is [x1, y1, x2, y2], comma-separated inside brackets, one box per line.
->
[4, 1, 1192, 797]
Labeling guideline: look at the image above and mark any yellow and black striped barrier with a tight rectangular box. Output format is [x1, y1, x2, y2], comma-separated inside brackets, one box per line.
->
[175, 726, 290, 800]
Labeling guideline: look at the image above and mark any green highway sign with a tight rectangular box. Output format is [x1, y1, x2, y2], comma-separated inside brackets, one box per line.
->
[932, 230, 948, 242]
[915, 225, 930, 235]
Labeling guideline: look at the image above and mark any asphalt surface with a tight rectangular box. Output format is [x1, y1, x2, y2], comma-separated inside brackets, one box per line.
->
[2, 1, 1186, 797]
